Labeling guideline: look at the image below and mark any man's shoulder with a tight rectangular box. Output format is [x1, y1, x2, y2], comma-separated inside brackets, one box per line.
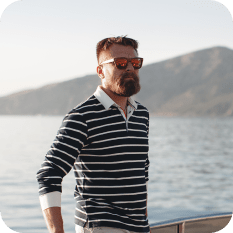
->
[65, 95, 103, 117]
[68, 95, 101, 114]
[135, 101, 149, 114]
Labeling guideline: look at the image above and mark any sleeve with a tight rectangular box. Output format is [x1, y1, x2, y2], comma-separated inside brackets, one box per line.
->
[39, 191, 61, 210]
[36, 112, 88, 196]
[145, 111, 150, 182]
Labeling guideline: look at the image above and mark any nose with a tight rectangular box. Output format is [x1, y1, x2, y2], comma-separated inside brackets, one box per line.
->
[126, 61, 134, 71]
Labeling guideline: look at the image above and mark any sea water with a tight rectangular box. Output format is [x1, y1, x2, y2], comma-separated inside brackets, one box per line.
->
[0, 116, 232, 233]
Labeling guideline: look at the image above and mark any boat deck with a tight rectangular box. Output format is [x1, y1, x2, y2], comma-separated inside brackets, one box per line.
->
[150, 212, 232, 233]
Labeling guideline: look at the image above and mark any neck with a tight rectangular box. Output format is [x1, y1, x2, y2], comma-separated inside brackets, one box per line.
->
[100, 85, 128, 110]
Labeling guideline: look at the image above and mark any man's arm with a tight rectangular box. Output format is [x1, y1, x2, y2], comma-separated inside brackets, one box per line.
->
[146, 112, 150, 232]
[43, 207, 64, 233]
[145, 203, 151, 233]
[39, 191, 63, 233]
[146, 182, 151, 233]
[146, 181, 148, 218]
[36, 113, 88, 232]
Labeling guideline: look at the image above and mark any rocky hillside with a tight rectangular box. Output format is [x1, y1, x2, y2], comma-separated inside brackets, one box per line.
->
[0, 46, 232, 117]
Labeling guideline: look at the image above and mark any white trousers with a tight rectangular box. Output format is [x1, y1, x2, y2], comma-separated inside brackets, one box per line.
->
[75, 224, 148, 233]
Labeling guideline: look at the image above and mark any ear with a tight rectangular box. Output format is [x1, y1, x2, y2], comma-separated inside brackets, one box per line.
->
[97, 66, 104, 79]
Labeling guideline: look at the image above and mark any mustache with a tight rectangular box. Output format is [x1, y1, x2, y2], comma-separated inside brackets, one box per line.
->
[118, 72, 139, 85]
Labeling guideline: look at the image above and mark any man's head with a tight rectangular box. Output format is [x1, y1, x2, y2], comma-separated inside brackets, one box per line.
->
[96, 36, 142, 97]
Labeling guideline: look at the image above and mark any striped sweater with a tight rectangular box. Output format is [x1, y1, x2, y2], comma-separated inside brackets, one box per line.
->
[36, 87, 150, 232]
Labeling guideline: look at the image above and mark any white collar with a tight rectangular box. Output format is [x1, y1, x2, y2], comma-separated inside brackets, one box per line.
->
[94, 86, 137, 110]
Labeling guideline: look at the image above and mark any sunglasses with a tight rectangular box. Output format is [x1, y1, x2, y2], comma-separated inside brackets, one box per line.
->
[99, 57, 143, 70]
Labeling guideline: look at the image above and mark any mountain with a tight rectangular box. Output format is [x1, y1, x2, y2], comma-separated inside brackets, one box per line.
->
[0, 75, 101, 115]
[0, 46, 233, 116]
[137, 46, 233, 117]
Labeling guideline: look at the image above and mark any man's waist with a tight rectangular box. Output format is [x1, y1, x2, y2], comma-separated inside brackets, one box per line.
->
[74, 192, 147, 214]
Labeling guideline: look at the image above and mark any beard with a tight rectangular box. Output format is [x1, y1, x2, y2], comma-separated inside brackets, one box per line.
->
[113, 72, 141, 97]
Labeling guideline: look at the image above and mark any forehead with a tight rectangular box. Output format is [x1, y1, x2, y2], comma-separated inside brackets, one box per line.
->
[99, 44, 138, 63]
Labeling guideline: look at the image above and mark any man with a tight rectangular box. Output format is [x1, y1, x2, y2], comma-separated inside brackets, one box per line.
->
[36, 36, 150, 233]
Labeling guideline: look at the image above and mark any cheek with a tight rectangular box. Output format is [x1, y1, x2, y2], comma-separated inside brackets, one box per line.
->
[103, 67, 112, 78]
[104, 67, 121, 80]
[135, 70, 140, 75]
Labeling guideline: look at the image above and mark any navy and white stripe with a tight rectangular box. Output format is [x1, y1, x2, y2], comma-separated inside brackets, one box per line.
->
[37, 94, 150, 232]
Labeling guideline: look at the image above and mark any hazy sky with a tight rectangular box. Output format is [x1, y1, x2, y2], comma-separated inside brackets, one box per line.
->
[0, 0, 233, 97]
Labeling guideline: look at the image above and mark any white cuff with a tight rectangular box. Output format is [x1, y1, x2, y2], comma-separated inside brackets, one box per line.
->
[39, 191, 61, 210]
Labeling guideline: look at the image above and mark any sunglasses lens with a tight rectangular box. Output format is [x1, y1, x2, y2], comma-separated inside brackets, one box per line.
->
[114, 58, 143, 69]
[131, 58, 142, 69]
[115, 58, 128, 69]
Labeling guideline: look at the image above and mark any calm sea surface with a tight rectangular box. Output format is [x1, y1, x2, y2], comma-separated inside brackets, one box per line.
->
[0, 116, 232, 233]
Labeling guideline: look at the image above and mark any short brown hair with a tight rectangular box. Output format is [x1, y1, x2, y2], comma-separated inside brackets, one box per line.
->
[96, 36, 139, 64]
